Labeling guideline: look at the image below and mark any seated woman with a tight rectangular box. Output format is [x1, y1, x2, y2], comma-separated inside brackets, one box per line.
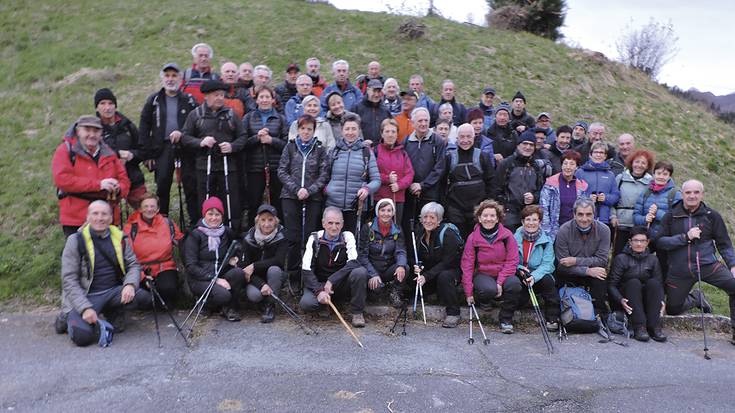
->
[461, 200, 521, 334]
[540, 150, 588, 240]
[374, 119, 414, 224]
[123, 193, 184, 306]
[610, 150, 654, 255]
[358, 198, 408, 307]
[575, 141, 620, 226]
[608, 226, 667, 342]
[239, 204, 288, 323]
[411, 202, 463, 328]
[513, 205, 560, 331]
[183, 197, 244, 321]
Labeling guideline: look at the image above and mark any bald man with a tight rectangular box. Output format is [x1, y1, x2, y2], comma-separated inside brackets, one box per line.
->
[220, 61, 252, 119]
[657, 179, 735, 344]
[610, 133, 635, 176]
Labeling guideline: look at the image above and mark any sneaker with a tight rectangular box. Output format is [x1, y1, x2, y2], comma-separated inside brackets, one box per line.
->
[545, 321, 559, 332]
[261, 303, 275, 324]
[351, 313, 366, 328]
[649, 327, 667, 343]
[54, 312, 68, 334]
[500, 322, 514, 334]
[633, 326, 650, 342]
[689, 289, 713, 313]
[222, 306, 241, 322]
[389, 285, 403, 308]
[442, 315, 460, 328]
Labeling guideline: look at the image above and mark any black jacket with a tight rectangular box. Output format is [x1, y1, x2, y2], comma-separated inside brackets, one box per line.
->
[431, 98, 467, 126]
[99, 111, 145, 187]
[486, 122, 518, 158]
[239, 226, 288, 288]
[277, 139, 330, 201]
[354, 97, 392, 143]
[183, 224, 239, 282]
[509, 109, 536, 131]
[242, 109, 289, 173]
[404, 131, 447, 201]
[608, 246, 663, 304]
[181, 103, 248, 171]
[357, 221, 408, 277]
[275, 81, 297, 110]
[495, 151, 545, 213]
[138, 89, 197, 159]
[445, 147, 496, 209]
[411, 222, 462, 282]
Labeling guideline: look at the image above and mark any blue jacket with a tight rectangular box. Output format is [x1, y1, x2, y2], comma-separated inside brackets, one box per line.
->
[325, 138, 380, 210]
[575, 160, 620, 224]
[633, 179, 681, 239]
[611, 169, 652, 228]
[358, 220, 408, 277]
[416, 92, 434, 110]
[321, 82, 363, 113]
[513, 228, 555, 282]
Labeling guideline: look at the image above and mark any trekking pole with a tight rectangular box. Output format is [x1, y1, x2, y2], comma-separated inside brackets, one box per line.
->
[270, 291, 319, 335]
[409, 217, 426, 324]
[148, 277, 161, 348]
[470, 303, 490, 345]
[528, 283, 554, 354]
[174, 145, 186, 231]
[355, 198, 364, 245]
[390, 302, 408, 336]
[467, 304, 474, 344]
[205, 148, 212, 200]
[263, 147, 271, 204]
[147, 277, 190, 347]
[223, 155, 232, 228]
[326, 298, 364, 348]
[695, 250, 711, 360]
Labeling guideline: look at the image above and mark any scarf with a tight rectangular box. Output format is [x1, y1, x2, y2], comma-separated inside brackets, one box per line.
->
[378, 220, 392, 238]
[296, 136, 314, 154]
[197, 223, 225, 251]
[521, 227, 542, 242]
[480, 224, 500, 244]
[574, 221, 593, 235]
[254, 226, 278, 246]
[649, 181, 667, 193]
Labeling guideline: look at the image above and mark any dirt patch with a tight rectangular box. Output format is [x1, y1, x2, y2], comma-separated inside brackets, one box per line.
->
[55, 67, 120, 88]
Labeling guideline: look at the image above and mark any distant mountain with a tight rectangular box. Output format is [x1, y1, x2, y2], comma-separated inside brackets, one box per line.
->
[686, 89, 735, 113]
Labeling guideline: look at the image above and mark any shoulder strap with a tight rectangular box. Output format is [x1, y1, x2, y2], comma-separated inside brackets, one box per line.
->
[449, 149, 458, 171]
[362, 146, 371, 181]
[472, 148, 481, 170]
[66, 140, 76, 166]
[666, 189, 676, 209]
[130, 223, 138, 242]
[166, 217, 175, 242]
[183, 67, 192, 83]
[641, 188, 653, 207]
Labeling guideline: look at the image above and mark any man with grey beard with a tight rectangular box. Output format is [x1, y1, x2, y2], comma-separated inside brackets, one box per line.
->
[139, 62, 199, 223]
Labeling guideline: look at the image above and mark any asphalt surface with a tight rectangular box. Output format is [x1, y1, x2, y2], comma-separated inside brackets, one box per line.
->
[2, 309, 735, 413]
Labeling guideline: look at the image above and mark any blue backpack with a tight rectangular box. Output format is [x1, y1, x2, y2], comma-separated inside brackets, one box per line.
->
[559, 286, 598, 333]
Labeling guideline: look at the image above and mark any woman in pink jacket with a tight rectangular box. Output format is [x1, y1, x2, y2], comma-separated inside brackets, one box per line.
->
[462, 199, 521, 334]
[374, 119, 414, 223]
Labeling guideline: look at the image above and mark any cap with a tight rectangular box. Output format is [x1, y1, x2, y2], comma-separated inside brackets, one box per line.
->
[367, 79, 383, 89]
[483, 86, 496, 95]
[76, 115, 103, 129]
[399, 90, 419, 100]
[519, 130, 537, 144]
[256, 204, 278, 217]
[286, 63, 300, 72]
[537, 112, 551, 120]
[495, 103, 511, 115]
[200, 79, 228, 94]
[161, 62, 180, 73]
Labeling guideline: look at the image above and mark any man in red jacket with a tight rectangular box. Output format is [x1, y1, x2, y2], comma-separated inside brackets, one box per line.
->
[53, 115, 131, 236]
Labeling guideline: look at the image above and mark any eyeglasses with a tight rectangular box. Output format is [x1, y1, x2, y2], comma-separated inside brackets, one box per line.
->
[630, 238, 648, 244]
[591, 151, 607, 155]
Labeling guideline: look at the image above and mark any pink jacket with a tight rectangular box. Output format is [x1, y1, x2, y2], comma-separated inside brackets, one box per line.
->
[461, 223, 519, 297]
[374, 143, 415, 203]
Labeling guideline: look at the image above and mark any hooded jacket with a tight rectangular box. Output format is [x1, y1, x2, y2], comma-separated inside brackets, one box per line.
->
[513, 228, 555, 282]
[633, 179, 681, 239]
[100, 112, 145, 188]
[608, 245, 663, 304]
[540, 173, 588, 240]
[277, 138, 330, 201]
[325, 138, 381, 210]
[486, 122, 519, 159]
[374, 143, 415, 203]
[495, 151, 546, 214]
[461, 223, 519, 296]
[183, 222, 239, 282]
[575, 160, 620, 224]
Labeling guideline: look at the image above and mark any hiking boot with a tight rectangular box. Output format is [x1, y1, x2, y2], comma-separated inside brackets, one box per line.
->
[108, 310, 127, 333]
[261, 303, 275, 324]
[222, 306, 241, 322]
[351, 313, 366, 328]
[54, 312, 68, 334]
[689, 289, 713, 313]
[500, 322, 514, 334]
[389, 285, 403, 309]
[597, 317, 610, 340]
[649, 327, 667, 343]
[545, 321, 559, 332]
[442, 315, 460, 328]
[317, 307, 331, 319]
[633, 326, 650, 342]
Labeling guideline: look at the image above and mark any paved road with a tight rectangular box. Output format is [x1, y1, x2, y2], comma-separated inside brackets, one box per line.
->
[1, 310, 734, 412]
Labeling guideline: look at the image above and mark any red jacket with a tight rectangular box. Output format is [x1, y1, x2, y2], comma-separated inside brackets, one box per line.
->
[374, 143, 415, 203]
[52, 139, 130, 226]
[124, 211, 183, 278]
[461, 223, 519, 297]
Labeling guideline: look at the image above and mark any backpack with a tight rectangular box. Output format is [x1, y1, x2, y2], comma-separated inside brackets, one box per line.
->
[438, 222, 464, 251]
[129, 218, 176, 243]
[606, 310, 630, 338]
[559, 285, 599, 333]
[448, 147, 482, 173]
[194, 105, 237, 133]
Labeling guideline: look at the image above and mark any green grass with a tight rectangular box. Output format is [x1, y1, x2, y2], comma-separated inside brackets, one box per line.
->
[1, 0, 733, 314]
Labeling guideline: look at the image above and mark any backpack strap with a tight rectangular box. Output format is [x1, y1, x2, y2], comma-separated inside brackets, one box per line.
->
[361, 145, 371, 181]
[666, 189, 676, 209]
[130, 223, 139, 242]
[472, 148, 481, 171]
[66, 140, 76, 166]
[166, 217, 176, 243]
[449, 150, 458, 172]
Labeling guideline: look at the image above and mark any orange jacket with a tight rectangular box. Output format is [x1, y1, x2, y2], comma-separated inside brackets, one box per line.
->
[395, 111, 414, 145]
[124, 211, 183, 278]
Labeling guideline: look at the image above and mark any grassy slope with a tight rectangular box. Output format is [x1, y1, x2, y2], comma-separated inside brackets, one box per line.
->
[0, 0, 733, 311]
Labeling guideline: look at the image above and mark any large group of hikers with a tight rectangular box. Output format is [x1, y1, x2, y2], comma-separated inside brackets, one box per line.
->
[51, 43, 735, 353]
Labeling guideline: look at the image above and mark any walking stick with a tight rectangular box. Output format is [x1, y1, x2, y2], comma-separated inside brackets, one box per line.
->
[263, 147, 271, 204]
[469, 303, 490, 345]
[326, 299, 364, 348]
[149, 278, 161, 348]
[270, 291, 319, 335]
[174, 145, 186, 231]
[409, 218, 426, 324]
[355, 198, 364, 244]
[205, 148, 212, 200]
[223, 155, 232, 228]
[695, 250, 711, 360]
[147, 277, 190, 347]
[519, 271, 554, 354]
[390, 302, 408, 336]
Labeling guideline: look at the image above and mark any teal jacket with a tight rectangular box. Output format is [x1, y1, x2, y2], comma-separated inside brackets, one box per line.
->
[513, 228, 556, 282]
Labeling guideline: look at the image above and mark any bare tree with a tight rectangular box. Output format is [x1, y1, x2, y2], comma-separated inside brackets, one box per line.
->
[616, 19, 678, 79]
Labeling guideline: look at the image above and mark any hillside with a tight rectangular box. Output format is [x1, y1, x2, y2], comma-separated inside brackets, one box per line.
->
[1, 0, 734, 304]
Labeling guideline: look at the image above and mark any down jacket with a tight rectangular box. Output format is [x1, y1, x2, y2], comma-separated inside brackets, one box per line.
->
[374, 143, 414, 203]
[240, 225, 288, 289]
[325, 138, 380, 210]
[575, 160, 620, 224]
[539, 173, 588, 240]
[633, 179, 681, 239]
[123, 211, 183, 278]
[242, 109, 289, 174]
[277, 138, 330, 201]
[183, 222, 239, 282]
[611, 169, 652, 228]
[513, 228, 555, 282]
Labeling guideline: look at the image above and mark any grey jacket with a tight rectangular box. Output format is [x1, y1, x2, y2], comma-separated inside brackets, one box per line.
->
[61, 227, 140, 314]
[611, 169, 652, 228]
[554, 220, 610, 277]
[325, 138, 380, 210]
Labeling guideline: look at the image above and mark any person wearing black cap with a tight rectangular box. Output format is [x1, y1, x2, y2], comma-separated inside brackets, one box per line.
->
[139, 62, 199, 223]
[472, 86, 496, 131]
[181, 79, 247, 231]
[535, 112, 556, 145]
[95, 88, 147, 209]
[430, 79, 466, 127]
[394, 90, 417, 143]
[509, 91, 536, 134]
[485, 103, 518, 163]
[275, 63, 300, 109]
[238, 204, 288, 323]
[354, 78, 392, 144]
[495, 130, 547, 231]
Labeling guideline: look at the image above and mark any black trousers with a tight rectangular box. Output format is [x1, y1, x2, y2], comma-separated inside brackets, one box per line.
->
[246, 170, 282, 229]
[446, 203, 475, 239]
[518, 273, 560, 321]
[666, 262, 735, 327]
[556, 273, 609, 317]
[418, 269, 461, 316]
[473, 273, 522, 324]
[401, 193, 431, 240]
[196, 170, 241, 232]
[156, 146, 199, 226]
[188, 267, 245, 310]
[141, 269, 179, 307]
[282, 198, 323, 271]
[622, 277, 663, 329]
[299, 267, 368, 314]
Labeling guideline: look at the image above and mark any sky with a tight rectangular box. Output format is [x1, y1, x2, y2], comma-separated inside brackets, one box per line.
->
[328, 0, 734, 95]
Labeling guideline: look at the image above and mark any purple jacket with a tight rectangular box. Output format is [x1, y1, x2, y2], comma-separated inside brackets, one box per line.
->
[461, 223, 519, 297]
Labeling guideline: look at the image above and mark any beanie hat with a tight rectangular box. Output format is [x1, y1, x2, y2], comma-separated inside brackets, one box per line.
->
[94, 88, 117, 107]
[512, 91, 526, 103]
[495, 103, 511, 115]
[466, 108, 484, 123]
[375, 198, 396, 217]
[574, 121, 588, 132]
[519, 130, 536, 144]
[201, 196, 225, 217]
